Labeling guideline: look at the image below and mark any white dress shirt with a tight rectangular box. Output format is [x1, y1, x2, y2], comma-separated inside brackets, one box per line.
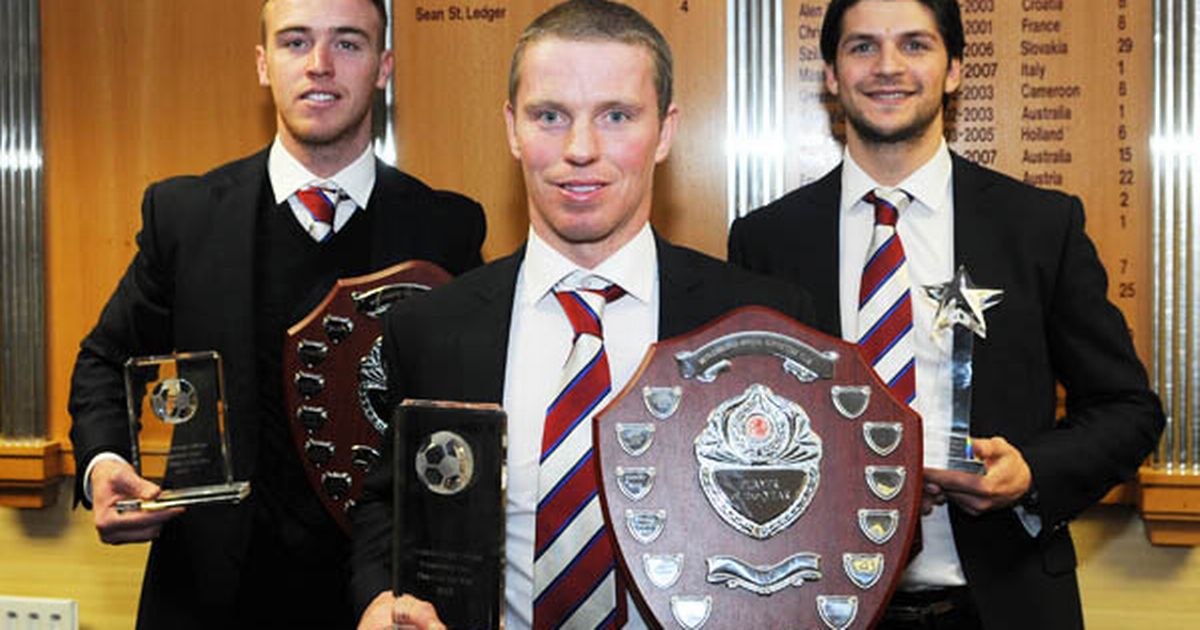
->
[838, 141, 967, 588]
[501, 224, 658, 629]
[268, 137, 376, 238]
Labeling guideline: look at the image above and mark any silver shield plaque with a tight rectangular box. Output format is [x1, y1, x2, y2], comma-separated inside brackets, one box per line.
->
[643, 553, 684, 590]
[863, 421, 903, 456]
[695, 383, 822, 539]
[616, 422, 656, 457]
[670, 596, 712, 629]
[830, 385, 871, 419]
[643, 386, 682, 420]
[843, 553, 884, 590]
[616, 466, 656, 502]
[864, 466, 906, 502]
[626, 509, 667, 544]
[858, 509, 900, 545]
[816, 595, 858, 630]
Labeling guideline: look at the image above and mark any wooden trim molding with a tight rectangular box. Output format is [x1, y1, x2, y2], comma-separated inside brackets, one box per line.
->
[0, 440, 63, 508]
[1138, 466, 1200, 546]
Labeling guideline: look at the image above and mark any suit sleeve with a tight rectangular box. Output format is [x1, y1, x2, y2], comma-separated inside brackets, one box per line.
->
[67, 183, 177, 507]
[1019, 196, 1164, 531]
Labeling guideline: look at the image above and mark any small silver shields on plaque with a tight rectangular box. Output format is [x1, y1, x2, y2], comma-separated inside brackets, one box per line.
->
[616, 422, 656, 457]
[830, 385, 870, 420]
[864, 466, 906, 501]
[670, 595, 712, 629]
[705, 553, 822, 596]
[695, 383, 823, 539]
[857, 509, 900, 545]
[643, 386, 682, 420]
[616, 466, 656, 502]
[414, 430, 475, 496]
[626, 509, 667, 544]
[150, 378, 198, 424]
[843, 553, 884, 590]
[643, 553, 684, 589]
[863, 422, 902, 456]
[816, 595, 859, 630]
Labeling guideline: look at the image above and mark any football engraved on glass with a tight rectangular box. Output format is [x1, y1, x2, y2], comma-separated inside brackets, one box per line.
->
[616, 422, 656, 456]
[616, 466, 656, 502]
[643, 385, 683, 420]
[704, 553, 822, 595]
[118, 351, 250, 512]
[924, 265, 1004, 475]
[864, 466, 906, 501]
[862, 422, 902, 457]
[643, 553, 685, 590]
[670, 595, 713, 630]
[414, 430, 475, 496]
[284, 261, 453, 533]
[830, 385, 871, 419]
[816, 595, 859, 630]
[594, 308, 923, 629]
[842, 553, 884, 590]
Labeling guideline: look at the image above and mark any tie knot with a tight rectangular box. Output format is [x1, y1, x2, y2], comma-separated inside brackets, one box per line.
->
[865, 188, 910, 227]
[553, 283, 624, 338]
[295, 184, 344, 225]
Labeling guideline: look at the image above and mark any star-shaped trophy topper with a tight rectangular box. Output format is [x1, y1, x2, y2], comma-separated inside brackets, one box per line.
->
[924, 265, 1004, 338]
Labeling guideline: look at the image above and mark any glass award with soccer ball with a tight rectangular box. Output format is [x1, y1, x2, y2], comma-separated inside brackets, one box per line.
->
[393, 399, 506, 630]
[117, 351, 250, 512]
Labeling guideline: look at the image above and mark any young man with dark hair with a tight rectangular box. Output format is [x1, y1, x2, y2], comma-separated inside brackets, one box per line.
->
[729, 0, 1163, 628]
[68, 1, 484, 627]
[351, 2, 811, 628]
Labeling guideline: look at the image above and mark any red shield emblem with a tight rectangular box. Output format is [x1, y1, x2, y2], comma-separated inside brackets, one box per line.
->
[283, 260, 452, 532]
[594, 306, 922, 629]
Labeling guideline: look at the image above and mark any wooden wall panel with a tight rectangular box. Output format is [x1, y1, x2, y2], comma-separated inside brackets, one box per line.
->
[42, 0, 275, 450]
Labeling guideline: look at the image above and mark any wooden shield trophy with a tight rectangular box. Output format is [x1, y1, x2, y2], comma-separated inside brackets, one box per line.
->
[283, 260, 452, 533]
[594, 307, 922, 629]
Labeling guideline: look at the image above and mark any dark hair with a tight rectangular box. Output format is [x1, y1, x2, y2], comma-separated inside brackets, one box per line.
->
[819, 0, 964, 66]
[509, 0, 674, 118]
[261, 0, 390, 51]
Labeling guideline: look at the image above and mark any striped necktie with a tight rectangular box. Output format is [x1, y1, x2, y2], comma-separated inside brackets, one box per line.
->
[534, 281, 626, 630]
[293, 184, 346, 242]
[858, 188, 917, 405]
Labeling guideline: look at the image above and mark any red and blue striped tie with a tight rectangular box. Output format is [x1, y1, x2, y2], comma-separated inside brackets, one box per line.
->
[858, 188, 917, 405]
[294, 185, 340, 242]
[534, 283, 626, 630]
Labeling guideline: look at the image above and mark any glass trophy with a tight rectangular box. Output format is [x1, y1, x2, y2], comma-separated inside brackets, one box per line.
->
[117, 351, 250, 512]
[393, 399, 506, 630]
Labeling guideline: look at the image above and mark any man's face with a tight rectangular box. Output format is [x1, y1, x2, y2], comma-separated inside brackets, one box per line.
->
[256, 0, 393, 154]
[505, 37, 678, 267]
[824, 0, 961, 146]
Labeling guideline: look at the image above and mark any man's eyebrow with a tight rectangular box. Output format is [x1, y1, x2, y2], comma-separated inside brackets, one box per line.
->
[272, 25, 371, 39]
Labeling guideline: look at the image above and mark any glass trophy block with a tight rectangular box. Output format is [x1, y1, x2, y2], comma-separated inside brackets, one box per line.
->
[393, 399, 506, 630]
[117, 351, 250, 512]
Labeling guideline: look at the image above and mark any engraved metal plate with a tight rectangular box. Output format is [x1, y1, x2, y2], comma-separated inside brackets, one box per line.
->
[643, 386, 682, 420]
[816, 595, 858, 630]
[858, 509, 899, 545]
[297, 405, 328, 432]
[830, 385, 870, 419]
[696, 383, 822, 539]
[297, 339, 329, 367]
[616, 466, 656, 502]
[705, 553, 822, 596]
[616, 422, 655, 457]
[626, 509, 667, 544]
[305, 438, 335, 466]
[675, 330, 839, 384]
[643, 553, 684, 590]
[863, 422, 902, 456]
[865, 466, 906, 501]
[295, 371, 325, 398]
[352, 282, 432, 318]
[322, 314, 354, 343]
[670, 596, 712, 629]
[321, 471, 352, 500]
[843, 553, 884, 590]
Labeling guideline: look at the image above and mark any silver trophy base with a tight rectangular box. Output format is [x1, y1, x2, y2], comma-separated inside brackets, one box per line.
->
[115, 481, 250, 513]
[946, 457, 985, 475]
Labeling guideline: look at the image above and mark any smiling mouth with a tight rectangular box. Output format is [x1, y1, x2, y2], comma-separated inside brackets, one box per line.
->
[301, 91, 339, 103]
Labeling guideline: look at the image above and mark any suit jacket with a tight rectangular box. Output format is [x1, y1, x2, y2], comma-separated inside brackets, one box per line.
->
[728, 154, 1164, 629]
[67, 148, 485, 628]
[349, 235, 814, 615]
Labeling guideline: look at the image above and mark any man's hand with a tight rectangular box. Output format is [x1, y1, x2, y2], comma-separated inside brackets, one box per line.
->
[923, 436, 1032, 516]
[90, 459, 183, 544]
[357, 591, 445, 630]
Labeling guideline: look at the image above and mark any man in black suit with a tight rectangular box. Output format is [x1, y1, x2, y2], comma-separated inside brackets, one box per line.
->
[351, 2, 810, 629]
[728, 1, 1163, 628]
[67, 0, 484, 627]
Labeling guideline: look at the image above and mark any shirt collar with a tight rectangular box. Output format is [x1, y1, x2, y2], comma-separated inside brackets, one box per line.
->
[268, 137, 377, 209]
[518, 223, 657, 307]
[840, 139, 953, 215]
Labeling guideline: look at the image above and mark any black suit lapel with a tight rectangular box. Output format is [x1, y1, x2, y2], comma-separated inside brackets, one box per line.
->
[367, 161, 418, 270]
[456, 251, 524, 403]
[802, 168, 844, 337]
[656, 237, 705, 339]
[951, 153, 1003, 276]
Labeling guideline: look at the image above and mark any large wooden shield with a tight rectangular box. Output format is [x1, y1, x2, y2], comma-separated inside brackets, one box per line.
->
[283, 260, 452, 533]
[594, 307, 922, 629]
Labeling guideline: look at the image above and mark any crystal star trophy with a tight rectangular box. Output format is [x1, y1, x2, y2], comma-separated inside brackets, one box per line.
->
[393, 399, 506, 630]
[117, 351, 250, 512]
[924, 266, 1004, 474]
